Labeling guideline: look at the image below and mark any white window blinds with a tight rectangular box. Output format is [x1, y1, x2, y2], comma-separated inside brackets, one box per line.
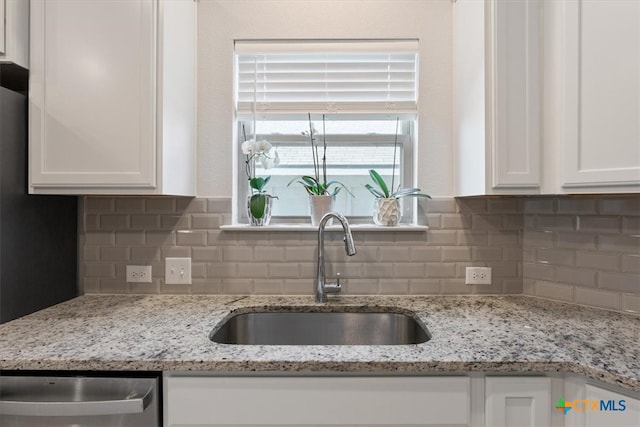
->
[235, 40, 419, 116]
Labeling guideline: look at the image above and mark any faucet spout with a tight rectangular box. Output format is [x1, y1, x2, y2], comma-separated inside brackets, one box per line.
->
[316, 212, 357, 303]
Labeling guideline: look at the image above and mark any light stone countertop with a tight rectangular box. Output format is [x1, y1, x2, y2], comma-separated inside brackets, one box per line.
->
[0, 294, 638, 392]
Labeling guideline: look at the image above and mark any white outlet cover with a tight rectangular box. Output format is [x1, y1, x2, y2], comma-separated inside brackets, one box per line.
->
[465, 267, 492, 285]
[126, 265, 152, 283]
[165, 257, 192, 285]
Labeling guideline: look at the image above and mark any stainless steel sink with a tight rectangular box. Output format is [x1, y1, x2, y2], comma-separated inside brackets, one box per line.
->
[210, 310, 431, 345]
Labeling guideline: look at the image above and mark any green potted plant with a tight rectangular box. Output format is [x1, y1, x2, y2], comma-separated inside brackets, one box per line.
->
[242, 129, 279, 226]
[288, 114, 352, 225]
[365, 119, 430, 226]
[366, 169, 431, 226]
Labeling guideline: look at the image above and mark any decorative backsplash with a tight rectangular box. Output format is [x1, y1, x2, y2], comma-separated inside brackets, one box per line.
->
[80, 197, 523, 296]
[522, 196, 639, 314]
[79, 195, 639, 314]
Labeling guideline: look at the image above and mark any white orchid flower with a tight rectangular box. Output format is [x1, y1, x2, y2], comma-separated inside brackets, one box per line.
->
[261, 149, 280, 169]
[241, 138, 257, 155]
[256, 139, 272, 153]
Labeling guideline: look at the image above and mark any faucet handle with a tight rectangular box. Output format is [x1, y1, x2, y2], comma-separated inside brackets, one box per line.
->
[324, 273, 342, 294]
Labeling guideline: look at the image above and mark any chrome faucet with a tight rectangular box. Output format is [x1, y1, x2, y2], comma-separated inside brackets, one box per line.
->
[316, 212, 357, 303]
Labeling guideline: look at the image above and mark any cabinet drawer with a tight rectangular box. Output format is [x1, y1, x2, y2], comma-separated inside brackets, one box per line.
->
[167, 376, 471, 426]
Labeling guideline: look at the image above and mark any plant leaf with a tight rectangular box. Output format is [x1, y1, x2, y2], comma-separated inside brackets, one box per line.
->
[249, 177, 267, 191]
[326, 180, 354, 197]
[391, 187, 420, 197]
[369, 169, 390, 198]
[398, 193, 432, 199]
[365, 184, 385, 198]
[249, 194, 267, 218]
[391, 187, 431, 199]
[301, 175, 320, 188]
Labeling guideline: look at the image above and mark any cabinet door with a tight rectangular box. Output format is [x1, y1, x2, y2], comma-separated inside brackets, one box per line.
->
[583, 385, 640, 427]
[1, 0, 29, 68]
[30, 0, 156, 190]
[0, 0, 5, 55]
[166, 376, 471, 426]
[485, 377, 551, 427]
[454, 0, 541, 196]
[561, 0, 640, 190]
[490, 0, 541, 190]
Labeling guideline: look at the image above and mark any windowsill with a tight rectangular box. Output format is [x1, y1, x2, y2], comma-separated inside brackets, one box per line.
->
[220, 224, 428, 232]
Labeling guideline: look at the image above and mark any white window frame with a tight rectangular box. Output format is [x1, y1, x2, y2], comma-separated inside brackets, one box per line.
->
[233, 40, 420, 225]
[235, 118, 416, 224]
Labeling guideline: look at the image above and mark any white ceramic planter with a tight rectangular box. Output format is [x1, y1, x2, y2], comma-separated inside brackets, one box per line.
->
[373, 198, 401, 226]
[247, 195, 273, 226]
[309, 195, 335, 226]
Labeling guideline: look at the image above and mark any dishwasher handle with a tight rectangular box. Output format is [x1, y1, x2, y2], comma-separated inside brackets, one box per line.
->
[0, 385, 154, 417]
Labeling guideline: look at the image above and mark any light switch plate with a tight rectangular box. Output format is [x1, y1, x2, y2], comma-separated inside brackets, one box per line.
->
[165, 257, 192, 285]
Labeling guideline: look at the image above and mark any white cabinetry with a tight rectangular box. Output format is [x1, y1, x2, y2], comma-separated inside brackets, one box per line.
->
[165, 376, 471, 426]
[454, 0, 542, 196]
[29, 0, 195, 195]
[564, 377, 640, 427]
[485, 377, 552, 427]
[0, 0, 29, 68]
[544, 0, 640, 193]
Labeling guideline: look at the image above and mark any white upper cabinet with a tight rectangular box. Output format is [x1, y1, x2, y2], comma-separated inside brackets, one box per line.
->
[0, 0, 29, 68]
[454, 0, 542, 196]
[29, 0, 196, 195]
[457, 0, 639, 196]
[544, 0, 640, 194]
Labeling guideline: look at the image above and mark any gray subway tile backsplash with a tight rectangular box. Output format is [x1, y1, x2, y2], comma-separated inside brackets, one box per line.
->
[577, 215, 621, 233]
[621, 293, 640, 314]
[78, 195, 639, 313]
[557, 198, 597, 214]
[522, 195, 639, 313]
[575, 251, 620, 271]
[622, 255, 640, 274]
[622, 216, 640, 234]
[597, 272, 639, 294]
[575, 287, 621, 311]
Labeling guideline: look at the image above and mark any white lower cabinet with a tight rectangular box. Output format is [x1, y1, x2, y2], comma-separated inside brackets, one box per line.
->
[485, 377, 552, 427]
[564, 377, 640, 427]
[166, 375, 639, 427]
[165, 376, 471, 426]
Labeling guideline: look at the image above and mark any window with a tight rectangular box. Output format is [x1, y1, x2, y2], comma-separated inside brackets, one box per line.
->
[235, 40, 419, 224]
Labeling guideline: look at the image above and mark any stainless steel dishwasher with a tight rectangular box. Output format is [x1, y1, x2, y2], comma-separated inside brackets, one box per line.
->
[0, 375, 160, 426]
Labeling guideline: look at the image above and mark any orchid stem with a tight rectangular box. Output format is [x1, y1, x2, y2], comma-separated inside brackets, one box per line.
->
[308, 113, 320, 188]
[391, 117, 399, 194]
[322, 114, 327, 189]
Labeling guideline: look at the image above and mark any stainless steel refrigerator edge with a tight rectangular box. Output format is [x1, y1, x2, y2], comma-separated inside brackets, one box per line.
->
[0, 65, 77, 323]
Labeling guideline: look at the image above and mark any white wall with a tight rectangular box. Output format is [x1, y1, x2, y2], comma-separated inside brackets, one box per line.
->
[197, 0, 453, 197]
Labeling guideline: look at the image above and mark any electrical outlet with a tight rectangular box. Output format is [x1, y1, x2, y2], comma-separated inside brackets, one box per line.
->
[465, 267, 492, 285]
[126, 265, 152, 283]
[165, 257, 191, 285]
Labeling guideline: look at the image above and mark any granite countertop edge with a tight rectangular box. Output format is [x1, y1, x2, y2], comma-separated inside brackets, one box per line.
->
[0, 294, 638, 393]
